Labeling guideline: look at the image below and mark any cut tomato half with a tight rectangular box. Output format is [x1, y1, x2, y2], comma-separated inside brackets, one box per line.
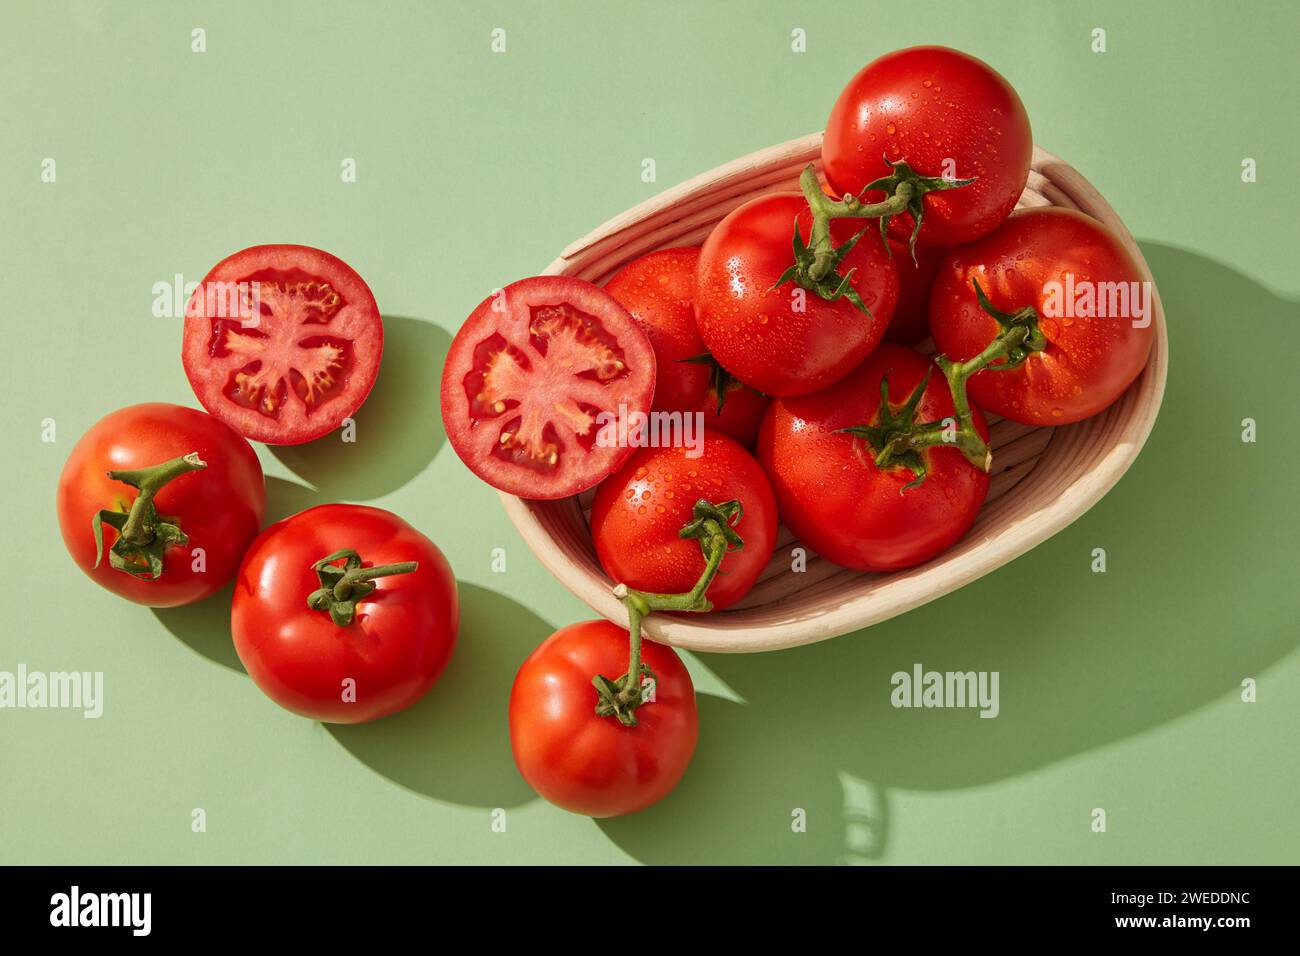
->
[441, 276, 655, 500]
[181, 245, 382, 445]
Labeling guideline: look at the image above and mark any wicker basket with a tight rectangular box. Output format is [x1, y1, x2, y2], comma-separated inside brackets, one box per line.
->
[498, 132, 1168, 653]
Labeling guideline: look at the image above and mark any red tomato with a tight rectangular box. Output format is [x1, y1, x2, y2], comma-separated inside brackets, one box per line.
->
[509, 620, 697, 817]
[929, 207, 1155, 425]
[758, 345, 989, 571]
[231, 504, 458, 723]
[695, 192, 899, 396]
[182, 244, 383, 445]
[822, 46, 1032, 248]
[57, 403, 265, 607]
[440, 276, 656, 499]
[604, 247, 769, 446]
[884, 239, 945, 345]
[590, 432, 777, 611]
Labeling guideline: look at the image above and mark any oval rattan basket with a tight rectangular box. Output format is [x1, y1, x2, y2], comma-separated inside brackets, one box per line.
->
[499, 132, 1168, 653]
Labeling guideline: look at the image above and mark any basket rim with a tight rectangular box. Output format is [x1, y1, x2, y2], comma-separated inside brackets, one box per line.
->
[499, 133, 1169, 653]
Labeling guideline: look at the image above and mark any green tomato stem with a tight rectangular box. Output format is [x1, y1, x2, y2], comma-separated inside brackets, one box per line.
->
[306, 549, 420, 627]
[92, 452, 207, 580]
[594, 499, 742, 727]
[800, 164, 914, 283]
[108, 453, 207, 546]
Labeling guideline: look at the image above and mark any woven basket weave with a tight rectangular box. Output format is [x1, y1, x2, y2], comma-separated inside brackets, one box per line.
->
[498, 132, 1168, 653]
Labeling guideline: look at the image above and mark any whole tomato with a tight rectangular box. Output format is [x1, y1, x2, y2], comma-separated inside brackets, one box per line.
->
[57, 403, 265, 607]
[695, 192, 898, 396]
[822, 46, 1032, 248]
[929, 207, 1155, 425]
[604, 246, 769, 446]
[590, 432, 777, 612]
[509, 620, 698, 817]
[758, 344, 990, 571]
[231, 504, 458, 723]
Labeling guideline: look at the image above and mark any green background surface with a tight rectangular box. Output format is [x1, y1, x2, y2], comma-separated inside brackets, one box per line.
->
[2, 0, 1297, 865]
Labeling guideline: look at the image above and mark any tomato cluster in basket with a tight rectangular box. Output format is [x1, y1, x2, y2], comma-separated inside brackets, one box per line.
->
[60, 46, 1155, 822]
[442, 47, 1154, 816]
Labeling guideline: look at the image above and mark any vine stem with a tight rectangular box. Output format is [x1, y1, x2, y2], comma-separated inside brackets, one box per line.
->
[306, 549, 420, 627]
[93, 452, 208, 580]
[596, 500, 741, 726]
[840, 281, 1045, 482]
[108, 453, 207, 545]
[800, 164, 914, 282]
[929, 327, 1036, 470]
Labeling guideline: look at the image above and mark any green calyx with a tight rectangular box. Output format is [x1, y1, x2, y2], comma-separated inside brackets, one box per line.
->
[859, 156, 976, 263]
[93, 452, 207, 580]
[679, 352, 751, 415]
[968, 278, 1048, 369]
[595, 499, 744, 727]
[770, 214, 875, 319]
[852, 277, 1049, 483]
[306, 549, 419, 627]
[840, 370, 941, 491]
[772, 158, 976, 320]
[927, 277, 1048, 471]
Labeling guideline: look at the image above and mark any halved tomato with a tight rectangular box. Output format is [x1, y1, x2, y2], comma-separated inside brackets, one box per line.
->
[181, 245, 383, 445]
[440, 276, 655, 500]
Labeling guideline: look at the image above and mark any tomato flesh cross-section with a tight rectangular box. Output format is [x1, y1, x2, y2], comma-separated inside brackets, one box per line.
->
[441, 277, 655, 500]
[216, 277, 349, 416]
[182, 245, 382, 445]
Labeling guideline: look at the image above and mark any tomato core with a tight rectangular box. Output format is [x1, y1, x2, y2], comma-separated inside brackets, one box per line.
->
[202, 271, 354, 420]
[462, 302, 632, 479]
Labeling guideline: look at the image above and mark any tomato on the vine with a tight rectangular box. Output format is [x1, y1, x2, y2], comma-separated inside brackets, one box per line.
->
[590, 431, 777, 611]
[604, 247, 769, 446]
[231, 504, 458, 724]
[509, 619, 697, 817]
[57, 403, 265, 607]
[695, 192, 898, 396]
[441, 276, 655, 499]
[822, 46, 1032, 249]
[182, 244, 383, 445]
[929, 207, 1154, 425]
[758, 345, 989, 572]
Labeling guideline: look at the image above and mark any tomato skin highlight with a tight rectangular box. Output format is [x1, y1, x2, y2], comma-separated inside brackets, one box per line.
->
[440, 275, 656, 500]
[182, 244, 383, 446]
[604, 247, 769, 446]
[695, 192, 898, 397]
[590, 432, 777, 611]
[929, 207, 1155, 425]
[758, 345, 990, 572]
[822, 46, 1032, 249]
[57, 403, 265, 607]
[509, 620, 698, 817]
[231, 504, 458, 724]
